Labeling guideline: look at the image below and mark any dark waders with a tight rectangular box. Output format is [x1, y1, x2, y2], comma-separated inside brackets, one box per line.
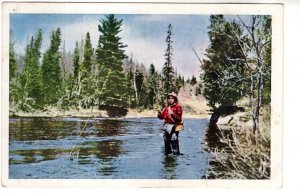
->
[163, 125, 180, 155]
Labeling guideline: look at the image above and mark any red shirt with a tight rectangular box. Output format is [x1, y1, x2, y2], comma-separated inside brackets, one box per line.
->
[158, 103, 183, 124]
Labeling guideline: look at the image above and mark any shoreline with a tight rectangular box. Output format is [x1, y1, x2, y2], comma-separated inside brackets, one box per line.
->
[9, 108, 211, 119]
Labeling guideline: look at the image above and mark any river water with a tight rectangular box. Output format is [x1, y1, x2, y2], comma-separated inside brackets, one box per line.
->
[9, 117, 211, 179]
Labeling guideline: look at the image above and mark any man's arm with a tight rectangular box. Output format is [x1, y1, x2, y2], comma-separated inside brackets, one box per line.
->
[170, 105, 182, 123]
[157, 107, 166, 119]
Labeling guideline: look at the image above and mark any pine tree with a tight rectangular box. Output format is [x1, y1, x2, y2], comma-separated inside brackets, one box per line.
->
[203, 15, 246, 109]
[82, 32, 93, 81]
[9, 32, 20, 108]
[73, 41, 80, 83]
[162, 24, 176, 103]
[19, 29, 43, 110]
[125, 65, 135, 108]
[60, 41, 67, 81]
[9, 31, 18, 81]
[134, 66, 144, 107]
[41, 28, 62, 106]
[96, 14, 128, 107]
[148, 64, 158, 109]
[261, 16, 271, 105]
[80, 32, 96, 108]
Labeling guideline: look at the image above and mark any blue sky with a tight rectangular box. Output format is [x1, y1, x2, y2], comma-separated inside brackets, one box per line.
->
[10, 14, 211, 78]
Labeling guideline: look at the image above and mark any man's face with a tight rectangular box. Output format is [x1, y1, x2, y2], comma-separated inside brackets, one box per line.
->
[168, 96, 175, 105]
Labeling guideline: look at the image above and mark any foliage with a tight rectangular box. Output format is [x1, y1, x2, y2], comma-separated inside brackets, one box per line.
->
[261, 16, 272, 105]
[19, 29, 43, 110]
[234, 15, 272, 132]
[148, 64, 159, 109]
[205, 122, 270, 179]
[73, 41, 80, 82]
[202, 15, 246, 109]
[80, 32, 96, 108]
[162, 24, 177, 102]
[9, 32, 18, 81]
[9, 15, 198, 116]
[96, 14, 128, 108]
[41, 28, 63, 106]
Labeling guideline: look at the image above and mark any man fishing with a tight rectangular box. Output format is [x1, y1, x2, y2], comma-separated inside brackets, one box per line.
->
[157, 92, 183, 155]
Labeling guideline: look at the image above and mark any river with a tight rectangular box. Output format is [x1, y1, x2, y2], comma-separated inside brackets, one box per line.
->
[9, 117, 211, 179]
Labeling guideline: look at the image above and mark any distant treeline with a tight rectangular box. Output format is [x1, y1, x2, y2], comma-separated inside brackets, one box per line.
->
[9, 14, 201, 114]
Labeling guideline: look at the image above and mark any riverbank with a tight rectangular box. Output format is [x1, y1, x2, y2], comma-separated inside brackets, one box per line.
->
[204, 104, 271, 179]
[9, 107, 210, 119]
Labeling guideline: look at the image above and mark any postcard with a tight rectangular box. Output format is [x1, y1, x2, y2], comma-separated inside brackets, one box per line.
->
[1, 1, 283, 188]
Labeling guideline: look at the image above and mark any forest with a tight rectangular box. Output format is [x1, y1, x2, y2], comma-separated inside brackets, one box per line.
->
[9, 15, 200, 117]
[9, 14, 271, 131]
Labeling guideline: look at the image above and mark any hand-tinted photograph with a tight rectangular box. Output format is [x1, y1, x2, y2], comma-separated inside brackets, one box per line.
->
[2, 2, 283, 188]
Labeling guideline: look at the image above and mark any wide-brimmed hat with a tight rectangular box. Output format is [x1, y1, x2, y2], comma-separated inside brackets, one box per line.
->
[167, 92, 178, 100]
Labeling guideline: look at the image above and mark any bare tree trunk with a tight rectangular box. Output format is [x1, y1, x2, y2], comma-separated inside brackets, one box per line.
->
[255, 67, 263, 133]
[249, 72, 257, 132]
[133, 65, 139, 106]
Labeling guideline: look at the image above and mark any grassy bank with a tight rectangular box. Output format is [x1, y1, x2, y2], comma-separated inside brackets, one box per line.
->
[204, 104, 271, 179]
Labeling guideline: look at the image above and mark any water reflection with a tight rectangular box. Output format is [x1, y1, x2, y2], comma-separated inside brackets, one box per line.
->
[93, 119, 125, 137]
[9, 118, 75, 141]
[162, 155, 178, 179]
[9, 118, 125, 168]
[10, 148, 60, 164]
[204, 124, 234, 179]
[204, 124, 223, 149]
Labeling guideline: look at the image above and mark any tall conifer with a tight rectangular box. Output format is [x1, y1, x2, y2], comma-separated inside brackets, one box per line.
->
[162, 24, 176, 103]
[41, 28, 62, 105]
[96, 14, 128, 107]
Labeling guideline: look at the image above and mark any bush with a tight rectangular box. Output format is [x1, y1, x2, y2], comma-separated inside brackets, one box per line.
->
[205, 127, 270, 179]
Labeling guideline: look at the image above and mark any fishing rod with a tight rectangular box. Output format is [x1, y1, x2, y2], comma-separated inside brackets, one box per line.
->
[192, 48, 204, 66]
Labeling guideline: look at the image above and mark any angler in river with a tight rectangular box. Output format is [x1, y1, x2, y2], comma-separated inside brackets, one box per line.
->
[157, 92, 184, 155]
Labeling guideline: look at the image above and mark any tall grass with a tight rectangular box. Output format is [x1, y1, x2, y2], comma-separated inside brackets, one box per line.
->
[205, 105, 271, 179]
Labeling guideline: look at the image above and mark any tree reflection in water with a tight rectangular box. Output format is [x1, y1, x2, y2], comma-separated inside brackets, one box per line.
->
[73, 119, 125, 176]
[204, 124, 234, 179]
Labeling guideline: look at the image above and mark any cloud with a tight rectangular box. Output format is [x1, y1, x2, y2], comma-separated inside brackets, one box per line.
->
[60, 20, 99, 52]
[121, 22, 165, 70]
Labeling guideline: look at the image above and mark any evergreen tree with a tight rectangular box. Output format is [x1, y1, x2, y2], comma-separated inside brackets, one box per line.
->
[139, 74, 150, 109]
[73, 41, 80, 83]
[19, 29, 43, 109]
[80, 32, 96, 108]
[261, 16, 271, 105]
[203, 15, 246, 109]
[135, 66, 144, 107]
[162, 24, 176, 103]
[148, 64, 158, 109]
[125, 65, 135, 108]
[9, 31, 18, 81]
[41, 28, 62, 106]
[82, 32, 93, 81]
[60, 41, 67, 81]
[96, 14, 128, 107]
[9, 32, 20, 108]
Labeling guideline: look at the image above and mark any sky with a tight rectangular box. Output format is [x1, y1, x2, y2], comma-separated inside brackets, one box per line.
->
[10, 14, 211, 79]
